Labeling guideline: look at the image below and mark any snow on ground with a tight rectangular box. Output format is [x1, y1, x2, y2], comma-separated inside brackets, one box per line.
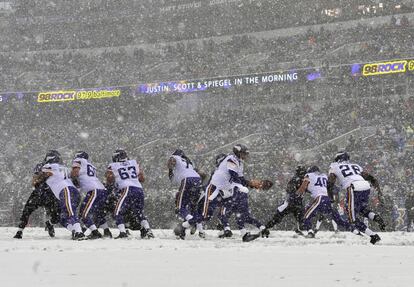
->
[0, 228, 413, 287]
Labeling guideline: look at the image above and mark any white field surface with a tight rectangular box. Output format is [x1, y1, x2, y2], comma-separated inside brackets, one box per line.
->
[0, 228, 413, 287]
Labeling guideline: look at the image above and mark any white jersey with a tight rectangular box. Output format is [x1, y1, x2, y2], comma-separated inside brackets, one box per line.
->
[72, 158, 105, 193]
[329, 161, 370, 191]
[42, 163, 75, 199]
[170, 155, 200, 185]
[210, 155, 244, 191]
[108, 159, 142, 190]
[305, 172, 328, 199]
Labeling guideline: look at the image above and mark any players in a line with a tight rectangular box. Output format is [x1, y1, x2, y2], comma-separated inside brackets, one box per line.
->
[169, 149, 205, 239]
[105, 149, 154, 239]
[328, 151, 386, 244]
[71, 151, 111, 239]
[14, 158, 61, 239]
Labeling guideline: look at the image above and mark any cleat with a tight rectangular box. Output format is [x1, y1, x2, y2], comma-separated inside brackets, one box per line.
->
[13, 231, 23, 239]
[140, 228, 154, 239]
[261, 228, 270, 238]
[218, 229, 233, 238]
[103, 228, 112, 238]
[115, 232, 128, 239]
[314, 229, 319, 235]
[45, 221, 55, 238]
[87, 230, 103, 240]
[126, 229, 131, 236]
[190, 225, 197, 235]
[242, 232, 260, 242]
[305, 231, 315, 238]
[173, 224, 185, 240]
[370, 234, 381, 245]
[73, 232, 86, 241]
[294, 228, 305, 236]
[81, 226, 87, 233]
[198, 231, 206, 239]
[373, 215, 386, 231]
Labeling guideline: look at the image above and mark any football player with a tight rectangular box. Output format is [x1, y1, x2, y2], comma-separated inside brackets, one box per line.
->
[297, 166, 354, 238]
[106, 149, 153, 239]
[13, 161, 61, 239]
[328, 151, 385, 244]
[169, 149, 205, 239]
[203, 144, 268, 242]
[71, 151, 111, 239]
[41, 150, 85, 240]
[263, 165, 307, 236]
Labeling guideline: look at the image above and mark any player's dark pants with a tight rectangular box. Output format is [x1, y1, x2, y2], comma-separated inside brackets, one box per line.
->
[113, 186, 147, 226]
[202, 184, 230, 227]
[266, 200, 304, 230]
[345, 188, 372, 232]
[79, 189, 109, 229]
[176, 177, 203, 225]
[18, 187, 61, 229]
[303, 195, 351, 231]
[224, 191, 263, 230]
[58, 186, 81, 227]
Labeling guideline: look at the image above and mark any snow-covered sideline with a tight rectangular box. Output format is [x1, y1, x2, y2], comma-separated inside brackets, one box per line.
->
[1, 228, 413, 287]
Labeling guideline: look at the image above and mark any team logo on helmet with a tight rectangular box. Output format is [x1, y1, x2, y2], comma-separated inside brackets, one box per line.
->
[44, 150, 62, 164]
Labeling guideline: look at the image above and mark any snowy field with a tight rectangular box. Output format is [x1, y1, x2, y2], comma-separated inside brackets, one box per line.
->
[1, 228, 413, 287]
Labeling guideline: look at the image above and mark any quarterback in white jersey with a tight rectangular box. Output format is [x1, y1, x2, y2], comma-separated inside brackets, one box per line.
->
[71, 151, 109, 239]
[327, 151, 385, 244]
[203, 144, 265, 242]
[105, 149, 153, 239]
[41, 150, 85, 240]
[209, 154, 248, 200]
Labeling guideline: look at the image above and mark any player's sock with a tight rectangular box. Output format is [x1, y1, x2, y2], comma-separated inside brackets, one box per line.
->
[117, 224, 126, 233]
[73, 223, 82, 233]
[140, 220, 150, 230]
[196, 223, 204, 232]
[363, 227, 375, 236]
[332, 220, 338, 232]
[99, 222, 109, 230]
[182, 221, 191, 229]
[88, 224, 97, 231]
[315, 220, 322, 231]
[66, 224, 73, 232]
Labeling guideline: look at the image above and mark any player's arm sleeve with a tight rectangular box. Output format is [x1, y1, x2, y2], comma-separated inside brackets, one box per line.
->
[105, 166, 115, 185]
[361, 171, 382, 198]
[228, 170, 242, 184]
[327, 173, 336, 200]
[296, 176, 309, 195]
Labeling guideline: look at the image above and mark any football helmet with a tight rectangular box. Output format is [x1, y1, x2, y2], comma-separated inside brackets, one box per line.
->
[112, 149, 128, 162]
[233, 144, 249, 159]
[334, 151, 350, 162]
[43, 150, 62, 164]
[74, 151, 89, 160]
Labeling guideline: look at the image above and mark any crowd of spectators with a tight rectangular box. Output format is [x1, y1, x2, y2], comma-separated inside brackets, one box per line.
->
[0, 1, 413, 230]
[0, 1, 413, 92]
